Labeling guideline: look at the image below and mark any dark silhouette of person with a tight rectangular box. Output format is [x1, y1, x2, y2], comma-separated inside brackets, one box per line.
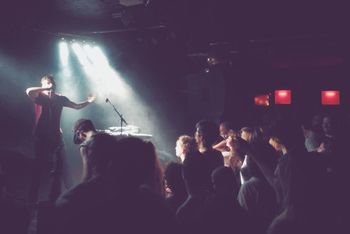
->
[55, 135, 175, 234]
[26, 75, 96, 203]
[195, 120, 224, 175]
[238, 156, 277, 234]
[202, 166, 248, 234]
[164, 162, 187, 213]
[176, 151, 211, 234]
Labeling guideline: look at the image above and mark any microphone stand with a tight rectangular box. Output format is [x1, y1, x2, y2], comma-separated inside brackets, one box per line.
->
[105, 98, 128, 136]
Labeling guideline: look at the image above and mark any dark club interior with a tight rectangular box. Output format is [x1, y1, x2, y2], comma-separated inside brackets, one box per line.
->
[0, 1, 349, 234]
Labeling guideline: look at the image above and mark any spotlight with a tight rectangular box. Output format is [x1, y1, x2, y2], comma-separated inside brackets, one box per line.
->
[59, 41, 69, 67]
[92, 46, 109, 67]
[72, 43, 92, 67]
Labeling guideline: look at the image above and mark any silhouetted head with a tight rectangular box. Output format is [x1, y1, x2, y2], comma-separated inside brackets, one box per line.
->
[195, 120, 220, 150]
[84, 133, 117, 177]
[219, 121, 234, 139]
[212, 166, 237, 195]
[268, 119, 306, 154]
[110, 137, 164, 195]
[241, 126, 262, 144]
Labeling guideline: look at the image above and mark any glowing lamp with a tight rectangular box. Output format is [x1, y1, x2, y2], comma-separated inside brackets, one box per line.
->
[254, 94, 270, 106]
[275, 90, 291, 104]
[321, 90, 340, 105]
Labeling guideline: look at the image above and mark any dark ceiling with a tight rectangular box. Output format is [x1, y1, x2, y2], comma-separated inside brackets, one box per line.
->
[1, 0, 348, 88]
[1, 1, 348, 46]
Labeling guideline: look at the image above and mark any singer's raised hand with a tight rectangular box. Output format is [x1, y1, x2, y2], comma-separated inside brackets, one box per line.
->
[87, 95, 96, 103]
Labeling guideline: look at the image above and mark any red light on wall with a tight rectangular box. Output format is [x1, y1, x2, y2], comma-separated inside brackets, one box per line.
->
[321, 90, 340, 105]
[275, 90, 291, 104]
[254, 94, 270, 106]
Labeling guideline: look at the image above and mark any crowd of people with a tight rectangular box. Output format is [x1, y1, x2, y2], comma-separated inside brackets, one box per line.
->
[0, 75, 349, 234]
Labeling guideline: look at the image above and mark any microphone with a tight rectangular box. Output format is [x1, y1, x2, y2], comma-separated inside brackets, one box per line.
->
[105, 97, 128, 127]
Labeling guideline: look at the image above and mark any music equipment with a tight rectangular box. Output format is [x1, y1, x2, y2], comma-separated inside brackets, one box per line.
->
[99, 125, 152, 140]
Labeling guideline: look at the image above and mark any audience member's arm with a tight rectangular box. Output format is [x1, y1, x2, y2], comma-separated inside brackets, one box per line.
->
[79, 146, 92, 182]
[212, 139, 230, 152]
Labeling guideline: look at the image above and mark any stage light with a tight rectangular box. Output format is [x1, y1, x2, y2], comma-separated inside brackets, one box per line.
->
[254, 94, 270, 106]
[322, 90, 340, 105]
[91, 46, 109, 67]
[75, 42, 129, 98]
[83, 44, 94, 56]
[71, 43, 92, 67]
[59, 41, 69, 67]
[275, 90, 291, 104]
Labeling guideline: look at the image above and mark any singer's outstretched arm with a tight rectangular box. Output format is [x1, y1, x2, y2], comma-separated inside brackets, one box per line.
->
[65, 95, 96, 110]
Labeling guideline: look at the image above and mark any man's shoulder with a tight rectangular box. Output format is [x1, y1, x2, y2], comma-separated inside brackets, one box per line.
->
[54, 93, 70, 104]
[55, 93, 68, 98]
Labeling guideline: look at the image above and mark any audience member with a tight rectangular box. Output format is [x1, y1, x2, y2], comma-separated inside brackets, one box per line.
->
[164, 162, 187, 213]
[202, 166, 248, 234]
[73, 118, 98, 182]
[175, 135, 197, 163]
[195, 120, 224, 174]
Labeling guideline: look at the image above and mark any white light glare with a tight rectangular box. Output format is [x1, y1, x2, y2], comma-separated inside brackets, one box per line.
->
[92, 46, 109, 67]
[59, 41, 69, 67]
[72, 43, 92, 67]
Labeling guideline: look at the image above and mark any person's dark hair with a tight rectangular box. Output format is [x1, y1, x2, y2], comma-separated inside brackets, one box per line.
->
[220, 121, 233, 131]
[212, 166, 237, 194]
[73, 119, 96, 144]
[241, 126, 263, 143]
[84, 133, 117, 176]
[195, 120, 219, 148]
[110, 137, 165, 196]
[268, 119, 305, 152]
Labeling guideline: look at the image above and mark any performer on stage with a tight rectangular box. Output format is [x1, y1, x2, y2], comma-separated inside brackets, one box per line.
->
[26, 75, 96, 203]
